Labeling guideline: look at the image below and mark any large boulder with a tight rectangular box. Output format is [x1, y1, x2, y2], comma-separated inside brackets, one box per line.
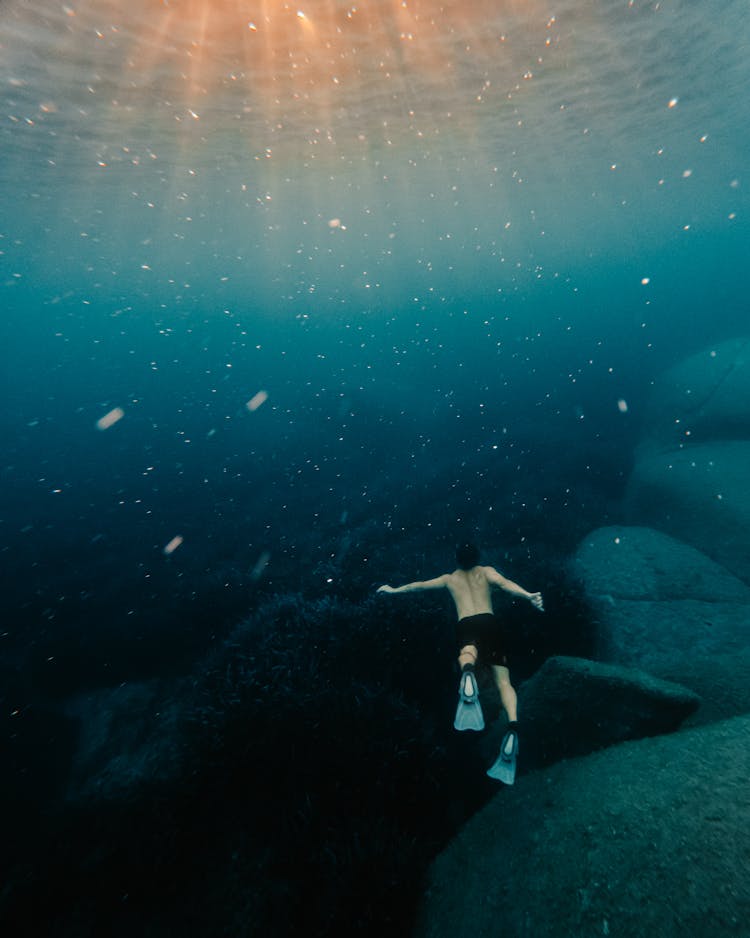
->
[571, 525, 750, 681]
[626, 336, 750, 583]
[626, 441, 750, 583]
[657, 648, 750, 725]
[506, 655, 699, 771]
[637, 335, 750, 454]
[417, 715, 750, 938]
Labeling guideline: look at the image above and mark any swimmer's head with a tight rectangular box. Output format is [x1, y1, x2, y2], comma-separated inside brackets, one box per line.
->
[455, 542, 480, 570]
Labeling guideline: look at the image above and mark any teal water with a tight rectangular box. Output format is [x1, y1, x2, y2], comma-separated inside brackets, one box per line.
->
[1, 1, 749, 934]
[3, 1, 748, 623]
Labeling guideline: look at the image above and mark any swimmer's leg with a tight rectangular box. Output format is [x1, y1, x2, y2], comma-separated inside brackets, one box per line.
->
[490, 664, 518, 723]
[458, 643, 478, 672]
[454, 644, 484, 731]
[487, 664, 519, 783]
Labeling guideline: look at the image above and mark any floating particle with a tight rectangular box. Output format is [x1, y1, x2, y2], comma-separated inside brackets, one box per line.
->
[251, 551, 270, 581]
[246, 390, 268, 411]
[96, 407, 124, 430]
[668, 97, 678, 108]
[641, 277, 650, 285]
[328, 218, 342, 228]
[163, 536, 184, 555]
[617, 399, 629, 413]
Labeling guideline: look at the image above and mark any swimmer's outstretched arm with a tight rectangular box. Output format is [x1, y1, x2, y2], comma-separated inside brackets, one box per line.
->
[486, 567, 544, 611]
[377, 575, 447, 594]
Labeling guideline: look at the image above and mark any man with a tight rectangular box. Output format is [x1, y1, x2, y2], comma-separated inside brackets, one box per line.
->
[377, 542, 543, 783]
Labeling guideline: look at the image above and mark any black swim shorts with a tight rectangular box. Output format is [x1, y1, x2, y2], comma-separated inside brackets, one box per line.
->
[456, 612, 510, 667]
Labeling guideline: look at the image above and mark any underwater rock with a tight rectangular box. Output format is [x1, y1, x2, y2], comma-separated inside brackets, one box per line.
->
[571, 525, 750, 677]
[508, 655, 699, 770]
[656, 647, 750, 726]
[63, 680, 184, 802]
[626, 441, 750, 584]
[417, 715, 750, 938]
[625, 337, 750, 583]
[637, 335, 750, 454]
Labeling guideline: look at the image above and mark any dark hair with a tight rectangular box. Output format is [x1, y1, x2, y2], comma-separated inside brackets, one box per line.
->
[455, 543, 480, 570]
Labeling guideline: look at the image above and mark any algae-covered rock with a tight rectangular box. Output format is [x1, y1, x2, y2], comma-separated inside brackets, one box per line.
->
[63, 680, 184, 802]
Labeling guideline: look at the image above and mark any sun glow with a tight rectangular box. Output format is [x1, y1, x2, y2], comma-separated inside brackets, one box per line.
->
[17, 0, 553, 165]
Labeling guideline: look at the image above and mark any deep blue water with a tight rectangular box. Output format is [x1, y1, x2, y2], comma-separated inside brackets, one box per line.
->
[2, 1, 750, 934]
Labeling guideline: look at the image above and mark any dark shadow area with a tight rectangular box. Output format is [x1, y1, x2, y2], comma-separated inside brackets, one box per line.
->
[1, 562, 596, 938]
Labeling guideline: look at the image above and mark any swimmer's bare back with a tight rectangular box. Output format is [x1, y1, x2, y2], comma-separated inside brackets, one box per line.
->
[377, 565, 544, 619]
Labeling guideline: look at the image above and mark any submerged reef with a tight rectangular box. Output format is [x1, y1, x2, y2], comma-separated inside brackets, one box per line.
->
[418, 336, 750, 936]
[2, 557, 590, 938]
[1, 593, 471, 937]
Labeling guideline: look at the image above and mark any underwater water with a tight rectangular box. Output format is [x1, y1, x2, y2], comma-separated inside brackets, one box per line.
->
[2, 1, 749, 935]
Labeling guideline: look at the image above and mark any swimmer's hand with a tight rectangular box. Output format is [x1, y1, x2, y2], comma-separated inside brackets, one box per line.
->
[529, 592, 544, 612]
[377, 585, 395, 594]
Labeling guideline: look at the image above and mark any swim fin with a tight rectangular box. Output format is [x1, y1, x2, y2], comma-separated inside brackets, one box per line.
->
[486, 728, 518, 784]
[453, 670, 485, 732]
